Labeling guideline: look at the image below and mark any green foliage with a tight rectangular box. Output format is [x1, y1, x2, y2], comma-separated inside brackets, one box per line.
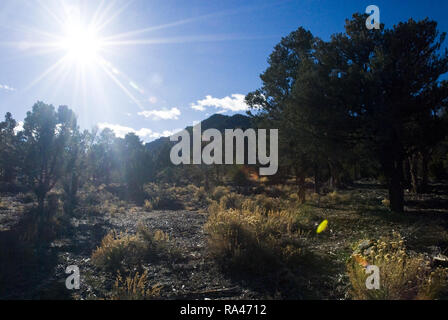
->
[247, 15, 448, 213]
[21, 102, 79, 211]
[0, 112, 20, 183]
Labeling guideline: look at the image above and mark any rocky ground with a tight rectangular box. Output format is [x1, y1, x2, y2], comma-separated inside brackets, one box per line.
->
[0, 202, 264, 300]
[63, 209, 261, 300]
[1, 182, 448, 300]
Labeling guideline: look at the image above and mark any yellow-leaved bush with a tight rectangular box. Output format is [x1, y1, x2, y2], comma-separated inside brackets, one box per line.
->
[347, 233, 448, 300]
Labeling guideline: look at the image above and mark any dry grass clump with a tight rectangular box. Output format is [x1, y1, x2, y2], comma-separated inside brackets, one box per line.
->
[205, 202, 306, 274]
[218, 192, 245, 210]
[91, 231, 145, 273]
[144, 199, 153, 211]
[91, 225, 177, 273]
[0, 201, 9, 210]
[322, 191, 352, 204]
[143, 183, 210, 210]
[241, 194, 283, 214]
[193, 186, 209, 207]
[80, 184, 117, 206]
[347, 233, 448, 300]
[17, 192, 35, 204]
[110, 270, 161, 300]
[211, 186, 231, 201]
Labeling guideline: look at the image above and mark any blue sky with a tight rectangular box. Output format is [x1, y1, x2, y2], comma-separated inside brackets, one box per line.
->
[0, 0, 447, 142]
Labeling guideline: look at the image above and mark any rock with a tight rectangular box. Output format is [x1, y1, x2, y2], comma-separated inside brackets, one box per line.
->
[433, 253, 448, 267]
[357, 240, 372, 252]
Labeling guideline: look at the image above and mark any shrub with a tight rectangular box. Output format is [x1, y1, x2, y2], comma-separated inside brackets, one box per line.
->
[193, 186, 209, 207]
[242, 194, 282, 214]
[211, 186, 231, 201]
[91, 226, 178, 273]
[110, 271, 161, 300]
[18, 193, 35, 204]
[347, 233, 448, 300]
[143, 183, 184, 210]
[219, 193, 245, 210]
[231, 167, 250, 186]
[320, 191, 352, 205]
[0, 201, 9, 210]
[144, 200, 153, 211]
[91, 231, 145, 273]
[205, 204, 305, 274]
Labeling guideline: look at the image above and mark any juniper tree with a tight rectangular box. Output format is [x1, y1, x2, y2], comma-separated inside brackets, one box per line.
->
[21, 102, 78, 212]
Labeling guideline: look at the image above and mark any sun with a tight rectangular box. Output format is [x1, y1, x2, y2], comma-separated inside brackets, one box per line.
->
[59, 21, 103, 65]
[8, 1, 236, 111]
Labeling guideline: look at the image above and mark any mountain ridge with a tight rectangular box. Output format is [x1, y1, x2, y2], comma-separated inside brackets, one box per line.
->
[145, 113, 253, 153]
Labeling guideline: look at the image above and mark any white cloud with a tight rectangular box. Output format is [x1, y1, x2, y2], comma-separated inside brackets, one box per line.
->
[149, 129, 183, 139]
[138, 107, 181, 120]
[97, 123, 180, 142]
[192, 104, 206, 111]
[14, 121, 24, 134]
[190, 94, 249, 112]
[98, 123, 135, 139]
[0, 84, 15, 92]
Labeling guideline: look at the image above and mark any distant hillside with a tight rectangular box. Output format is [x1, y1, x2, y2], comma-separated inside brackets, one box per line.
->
[145, 113, 252, 153]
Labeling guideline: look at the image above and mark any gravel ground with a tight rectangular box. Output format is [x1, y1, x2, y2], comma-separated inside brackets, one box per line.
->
[47, 209, 262, 300]
[1, 182, 448, 300]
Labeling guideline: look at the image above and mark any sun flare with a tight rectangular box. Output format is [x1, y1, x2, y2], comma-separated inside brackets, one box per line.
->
[6, 1, 231, 111]
[59, 22, 103, 65]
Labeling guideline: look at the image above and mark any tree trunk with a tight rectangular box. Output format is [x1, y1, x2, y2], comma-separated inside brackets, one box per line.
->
[403, 158, 411, 189]
[215, 165, 221, 184]
[295, 167, 306, 204]
[328, 162, 334, 190]
[421, 151, 430, 193]
[388, 159, 404, 213]
[37, 193, 45, 213]
[409, 154, 419, 194]
[313, 163, 320, 194]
